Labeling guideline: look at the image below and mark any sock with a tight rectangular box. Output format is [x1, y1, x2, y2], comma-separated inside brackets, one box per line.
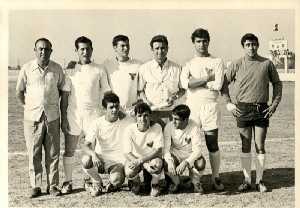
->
[63, 156, 74, 182]
[190, 168, 203, 185]
[82, 167, 102, 184]
[209, 151, 221, 181]
[241, 153, 252, 184]
[255, 153, 266, 184]
[151, 172, 162, 185]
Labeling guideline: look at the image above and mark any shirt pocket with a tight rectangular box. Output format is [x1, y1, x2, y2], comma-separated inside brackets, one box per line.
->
[45, 71, 59, 89]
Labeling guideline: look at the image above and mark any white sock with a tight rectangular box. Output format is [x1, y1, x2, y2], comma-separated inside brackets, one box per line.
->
[255, 153, 266, 184]
[209, 151, 221, 181]
[151, 172, 162, 185]
[241, 153, 252, 184]
[190, 168, 203, 185]
[63, 156, 74, 182]
[82, 167, 102, 184]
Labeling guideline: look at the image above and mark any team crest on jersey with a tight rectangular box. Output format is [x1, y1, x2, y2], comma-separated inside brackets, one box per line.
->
[129, 73, 136, 80]
[185, 137, 191, 144]
[146, 141, 154, 148]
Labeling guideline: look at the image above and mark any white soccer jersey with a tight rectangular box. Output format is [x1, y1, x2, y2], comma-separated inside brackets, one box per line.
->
[163, 120, 202, 166]
[180, 55, 224, 105]
[123, 123, 163, 158]
[85, 116, 133, 164]
[103, 58, 142, 110]
[62, 62, 111, 114]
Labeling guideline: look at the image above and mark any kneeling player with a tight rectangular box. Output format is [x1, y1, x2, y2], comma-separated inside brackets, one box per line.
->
[164, 104, 206, 194]
[124, 102, 164, 197]
[81, 92, 132, 197]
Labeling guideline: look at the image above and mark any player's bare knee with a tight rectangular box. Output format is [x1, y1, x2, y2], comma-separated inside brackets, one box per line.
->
[110, 172, 125, 186]
[239, 128, 252, 141]
[194, 156, 206, 171]
[125, 165, 139, 179]
[147, 158, 163, 174]
[81, 155, 93, 169]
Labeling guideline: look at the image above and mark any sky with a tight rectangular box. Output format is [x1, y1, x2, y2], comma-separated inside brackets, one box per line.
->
[9, 9, 295, 67]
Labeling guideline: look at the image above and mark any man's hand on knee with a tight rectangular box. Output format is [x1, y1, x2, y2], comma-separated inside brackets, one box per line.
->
[176, 160, 189, 175]
[128, 159, 143, 170]
[166, 160, 177, 175]
[92, 153, 104, 172]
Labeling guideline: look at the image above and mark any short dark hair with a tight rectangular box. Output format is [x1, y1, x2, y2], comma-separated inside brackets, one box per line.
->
[102, 92, 120, 108]
[150, 35, 168, 48]
[172, 104, 190, 120]
[134, 102, 152, 115]
[34, 38, 52, 48]
[191, 28, 210, 43]
[241, 33, 259, 47]
[112, 35, 129, 47]
[75, 36, 93, 50]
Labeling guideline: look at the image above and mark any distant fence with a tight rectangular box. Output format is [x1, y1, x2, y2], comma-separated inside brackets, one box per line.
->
[8, 69, 295, 82]
[277, 68, 295, 81]
[279, 72, 295, 81]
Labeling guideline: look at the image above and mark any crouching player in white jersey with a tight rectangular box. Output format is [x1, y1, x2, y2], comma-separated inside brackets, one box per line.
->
[81, 92, 132, 197]
[164, 104, 206, 194]
[60, 36, 111, 194]
[180, 28, 225, 191]
[123, 102, 164, 197]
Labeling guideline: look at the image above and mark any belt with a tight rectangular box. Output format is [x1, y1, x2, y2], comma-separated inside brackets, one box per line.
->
[237, 102, 267, 111]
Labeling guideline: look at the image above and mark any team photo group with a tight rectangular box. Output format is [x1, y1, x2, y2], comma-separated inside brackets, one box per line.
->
[15, 27, 282, 199]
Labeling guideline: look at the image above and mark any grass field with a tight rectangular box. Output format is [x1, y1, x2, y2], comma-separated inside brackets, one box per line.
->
[8, 70, 295, 207]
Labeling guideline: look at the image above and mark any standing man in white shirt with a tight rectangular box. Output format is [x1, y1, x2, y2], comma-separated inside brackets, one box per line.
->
[16, 38, 64, 197]
[102, 35, 142, 113]
[123, 102, 164, 197]
[164, 104, 206, 194]
[60, 36, 111, 194]
[81, 92, 132, 197]
[138, 35, 185, 128]
[180, 28, 225, 191]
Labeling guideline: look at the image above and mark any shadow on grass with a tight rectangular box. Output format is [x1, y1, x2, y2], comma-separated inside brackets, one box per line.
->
[63, 187, 86, 195]
[164, 167, 294, 196]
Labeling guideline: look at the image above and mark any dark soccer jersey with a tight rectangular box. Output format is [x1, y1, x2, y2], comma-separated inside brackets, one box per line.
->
[225, 55, 282, 105]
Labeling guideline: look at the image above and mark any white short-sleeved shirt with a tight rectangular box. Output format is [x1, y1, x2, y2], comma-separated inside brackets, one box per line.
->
[16, 59, 65, 122]
[103, 58, 142, 110]
[138, 59, 182, 110]
[163, 120, 202, 166]
[85, 116, 133, 164]
[62, 62, 111, 114]
[123, 123, 163, 158]
[180, 55, 224, 105]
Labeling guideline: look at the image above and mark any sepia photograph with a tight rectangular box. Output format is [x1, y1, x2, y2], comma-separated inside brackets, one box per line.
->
[5, 1, 297, 207]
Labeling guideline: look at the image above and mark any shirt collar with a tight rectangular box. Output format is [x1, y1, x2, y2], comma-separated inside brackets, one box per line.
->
[245, 54, 259, 61]
[115, 56, 132, 64]
[32, 59, 50, 71]
[194, 53, 211, 58]
[152, 58, 169, 69]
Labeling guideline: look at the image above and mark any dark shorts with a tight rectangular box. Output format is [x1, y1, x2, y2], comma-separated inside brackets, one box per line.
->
[236, 102, 269, 128]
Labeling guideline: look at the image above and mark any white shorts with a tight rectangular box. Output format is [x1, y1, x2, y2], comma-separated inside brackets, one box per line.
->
[188, 101, 220, 131]
[67, 108, 103, 136]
